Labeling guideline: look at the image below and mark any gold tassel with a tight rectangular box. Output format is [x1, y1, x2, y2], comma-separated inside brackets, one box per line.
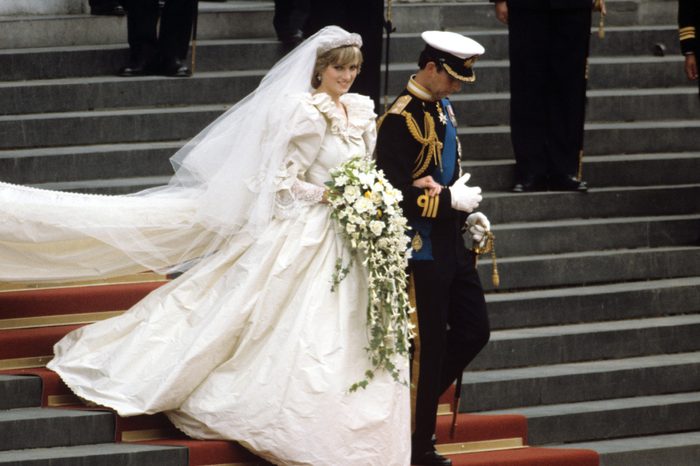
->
[595, 0, 606, 39]
[473, 231, 499, 288]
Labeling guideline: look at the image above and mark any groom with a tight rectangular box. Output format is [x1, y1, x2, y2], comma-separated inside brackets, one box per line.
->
[375, 31, 491, 466]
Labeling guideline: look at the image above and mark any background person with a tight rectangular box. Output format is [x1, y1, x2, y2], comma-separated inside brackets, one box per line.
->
[492, 0, 594, 192]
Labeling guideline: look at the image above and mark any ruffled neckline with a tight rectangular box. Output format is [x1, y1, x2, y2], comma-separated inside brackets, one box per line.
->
[308, 92, 375, 142]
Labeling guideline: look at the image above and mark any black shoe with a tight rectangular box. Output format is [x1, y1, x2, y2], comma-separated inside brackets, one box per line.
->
[549, 175, 588, 192]
[160, 58, 192, 77]
[512, 174, 547, 193]
[90, 4, 125, 16]
[411, 449, 452, 466]
[118, 61, 154, 77]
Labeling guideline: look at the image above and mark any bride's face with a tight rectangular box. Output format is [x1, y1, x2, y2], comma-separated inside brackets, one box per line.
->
[317, 62, 360, 100]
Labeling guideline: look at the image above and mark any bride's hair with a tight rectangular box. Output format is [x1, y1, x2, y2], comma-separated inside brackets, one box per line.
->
[311, 45, 363, 89]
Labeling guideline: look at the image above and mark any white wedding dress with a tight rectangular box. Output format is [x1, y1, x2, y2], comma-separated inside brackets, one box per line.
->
[0, 92, 410, 465]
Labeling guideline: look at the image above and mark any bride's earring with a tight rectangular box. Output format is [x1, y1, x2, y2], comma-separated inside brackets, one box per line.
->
[316, 74, 322, 84]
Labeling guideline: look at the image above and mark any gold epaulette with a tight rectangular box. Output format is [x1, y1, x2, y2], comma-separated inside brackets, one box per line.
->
[388, 95, 412, 114]
[377, 95, 413, 130]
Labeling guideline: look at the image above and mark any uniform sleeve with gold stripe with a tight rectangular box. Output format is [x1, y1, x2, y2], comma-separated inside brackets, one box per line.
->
[678, 0, 699, 55]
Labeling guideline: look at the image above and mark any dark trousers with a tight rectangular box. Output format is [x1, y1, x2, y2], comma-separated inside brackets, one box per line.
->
[410, 256, 489, 452]
[508, 6, 591, 180]
[273, 0, 310, 41]
[123, 0, 196, 63]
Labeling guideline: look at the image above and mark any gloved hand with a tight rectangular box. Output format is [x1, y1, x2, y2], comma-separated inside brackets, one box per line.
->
[466, 212, 491, 247]
[449, 173, 482, 213]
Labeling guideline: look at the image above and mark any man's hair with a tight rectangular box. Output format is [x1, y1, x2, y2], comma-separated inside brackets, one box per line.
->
[418, 45, 445, 71]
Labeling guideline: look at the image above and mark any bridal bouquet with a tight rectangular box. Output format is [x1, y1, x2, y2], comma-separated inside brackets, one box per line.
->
[326, 155, 414, 391]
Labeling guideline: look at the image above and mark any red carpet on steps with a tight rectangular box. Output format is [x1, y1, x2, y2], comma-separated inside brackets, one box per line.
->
[435, 413, 527, 443]
[0, 282, 163, 318]
[0, 325, 80, 359]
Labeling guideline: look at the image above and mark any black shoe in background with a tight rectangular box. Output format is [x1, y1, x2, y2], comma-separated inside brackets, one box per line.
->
[118, 60, 155, 77]
[160, 58, 192, 77]
[549, 175, 588, 192]
[512, 174, 547, 193]
[90, 3, 125, 16]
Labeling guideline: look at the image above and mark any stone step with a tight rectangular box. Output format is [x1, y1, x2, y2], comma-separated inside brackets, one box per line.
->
[0, 0, 643, 49]
[472, 313, 700, 370]
[567, 431, 700, 466]
[0, 1, 276, 49]
[467, 152, 700, 192]
[6, 59, 697, 125]
[0, 407, 114, 451]
[3, 101, 698, 157]
[486, 392, 700, 445]
[460, 352, 700, 412]
[461, 119, 700, 160]
[390, 25, 682, 63]
[388, 55, 688, 96]
[480, 245, 700, 292]
[0, 71, 260, 116]
[1, 20, 683, 84]
[0, 142, 180, 185]
[0, 105, 226, 150]
[0, 442, 187, 466]
[0, 375, 40, 410]
[486, 277, 700, 330]
[491, 213, 700, 257]
[2, 129, 697, 189]
[482, 184, 700, 224]
[450, 87, 700, 127]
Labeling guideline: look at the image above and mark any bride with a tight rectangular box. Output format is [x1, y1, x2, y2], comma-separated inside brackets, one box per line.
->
[0, 26, 410, 465]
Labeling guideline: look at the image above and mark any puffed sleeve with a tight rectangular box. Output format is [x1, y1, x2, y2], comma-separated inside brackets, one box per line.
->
[273, 94, 329, 215]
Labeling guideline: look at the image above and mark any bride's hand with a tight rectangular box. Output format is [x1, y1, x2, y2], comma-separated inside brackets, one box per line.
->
[412, 176, 442, 197]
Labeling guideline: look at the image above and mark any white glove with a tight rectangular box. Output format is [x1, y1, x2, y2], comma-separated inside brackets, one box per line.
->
[466, 212, 491, 246]
[449, 173, 482, 213]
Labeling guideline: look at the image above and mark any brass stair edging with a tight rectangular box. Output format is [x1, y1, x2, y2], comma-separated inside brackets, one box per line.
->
[437, 402, 452, 416]
[436, 437, 526, 456]
[47, 394, 83, 407]
[121, 428, 174, 442]
[0, 273, 167, 293]
[0, 355, 52, 370]
[0, 310, 125, 330]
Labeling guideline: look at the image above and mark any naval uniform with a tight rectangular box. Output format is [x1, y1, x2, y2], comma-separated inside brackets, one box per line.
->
[375, 77, 490, 454]
[500, 0, 593, 187]
[679, 0, 700, 96]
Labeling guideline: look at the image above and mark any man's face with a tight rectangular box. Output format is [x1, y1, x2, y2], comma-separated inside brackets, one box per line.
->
[425, 63, 463, 100]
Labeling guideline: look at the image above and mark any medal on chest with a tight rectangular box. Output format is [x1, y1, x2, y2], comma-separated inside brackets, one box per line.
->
[446, 102, 458, 127]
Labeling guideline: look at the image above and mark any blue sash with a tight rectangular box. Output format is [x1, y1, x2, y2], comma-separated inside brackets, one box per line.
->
[411, 98, 458, 261]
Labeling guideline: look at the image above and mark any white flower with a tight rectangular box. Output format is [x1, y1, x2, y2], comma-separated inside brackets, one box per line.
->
[358, 171, 376, 186]
[334, 174, 349, 186]
[369, 220, 385, 237]
[353, 196, 374, 214]
[346, 223, 357, 234]
[344, 185, 360, 202]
